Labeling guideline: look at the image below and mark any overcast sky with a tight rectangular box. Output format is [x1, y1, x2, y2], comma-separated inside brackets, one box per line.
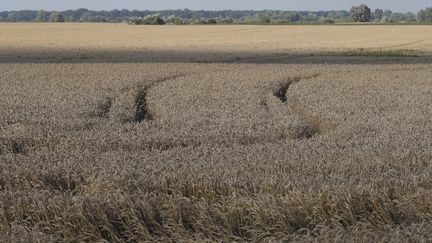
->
[2, 0, 431, 12]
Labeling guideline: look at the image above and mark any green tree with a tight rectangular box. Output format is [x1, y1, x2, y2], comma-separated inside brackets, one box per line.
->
[35, 9, 49, 22]
[79, 12, 91, 22]
[221, 18, 234, 24]
[388, 12, 404, 23]
[7, 12, 18, 22]
[417, 7, 432, 22]
[286, 12, 301, 22]
[383, 10, 393, 18]
[374, 9, 384, 22]
[350, 4, 371, 22]
[65, 16, 76, 22]
[207, 19, 217, 24]
[320, 18, 335, 24]
[259, 15, 271, 24]
[405, 12, 417, 22]
[129, 14, 166, 25]
[165, 15, 184, 25]
[49, 12, 65, 22]
[143, 14, 165, 25]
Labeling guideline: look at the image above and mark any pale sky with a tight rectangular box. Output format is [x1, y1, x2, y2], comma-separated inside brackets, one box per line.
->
[2, 0, 431, 12]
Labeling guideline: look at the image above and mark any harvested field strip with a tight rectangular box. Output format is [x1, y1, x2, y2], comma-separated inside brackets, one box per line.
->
[2, 24, 432, 63]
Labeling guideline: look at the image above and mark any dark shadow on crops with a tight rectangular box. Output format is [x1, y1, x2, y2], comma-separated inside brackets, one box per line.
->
[274, 83, 290, 103]
[133, 74, 187, 123]
[91, 97, 113, 118]
[2, 49, 432, 64]
[11, 141, 26, 154]
[41, 174, 80, 192]
[1, 140, 29, 155]
[0, 140, 31, 155]
[135, 87, 152, 123]
[296, 125, 319, 140]
[272, 75, 323, 140]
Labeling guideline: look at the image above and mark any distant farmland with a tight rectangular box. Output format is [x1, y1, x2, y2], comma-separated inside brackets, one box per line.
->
[1, 24, 432, 242]
[1, 23, 432, 62]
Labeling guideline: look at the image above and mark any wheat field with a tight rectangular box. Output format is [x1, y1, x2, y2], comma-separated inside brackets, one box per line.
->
[1, 24, 432, 242]
[2, 23, 432, 62]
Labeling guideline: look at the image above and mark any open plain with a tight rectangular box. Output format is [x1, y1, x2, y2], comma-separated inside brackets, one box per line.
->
[1, 24, 432, 242]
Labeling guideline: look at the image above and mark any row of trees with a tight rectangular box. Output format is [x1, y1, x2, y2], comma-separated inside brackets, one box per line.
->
[350, 4, 419, 23]
[34, 10, 65, 22]
[0, 9, 350, 23]
[1, 6, 432, 24]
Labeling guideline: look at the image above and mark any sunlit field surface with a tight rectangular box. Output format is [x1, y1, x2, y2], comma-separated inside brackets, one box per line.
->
[1, 23, 432, 62]
[1, 24, 432, 242]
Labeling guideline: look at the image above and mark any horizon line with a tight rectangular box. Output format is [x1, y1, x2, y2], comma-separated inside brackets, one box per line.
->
[1, 7, 419, 13]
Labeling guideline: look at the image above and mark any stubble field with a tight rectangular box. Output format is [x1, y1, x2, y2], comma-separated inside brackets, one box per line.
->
[1, 24, 432, 242]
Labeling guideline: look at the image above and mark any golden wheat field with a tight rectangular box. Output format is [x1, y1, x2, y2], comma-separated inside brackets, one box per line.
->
[2, 23, 432, 62]
[1, 24, 432, 242]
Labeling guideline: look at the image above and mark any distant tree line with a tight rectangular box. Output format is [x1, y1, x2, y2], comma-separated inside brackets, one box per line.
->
[0, 6, 431, 24]
[350, 4, 419, 23]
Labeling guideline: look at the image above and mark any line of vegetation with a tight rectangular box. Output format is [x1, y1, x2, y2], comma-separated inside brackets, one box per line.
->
[1, 5, 432, 25]
[327, 48, 420, 57]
